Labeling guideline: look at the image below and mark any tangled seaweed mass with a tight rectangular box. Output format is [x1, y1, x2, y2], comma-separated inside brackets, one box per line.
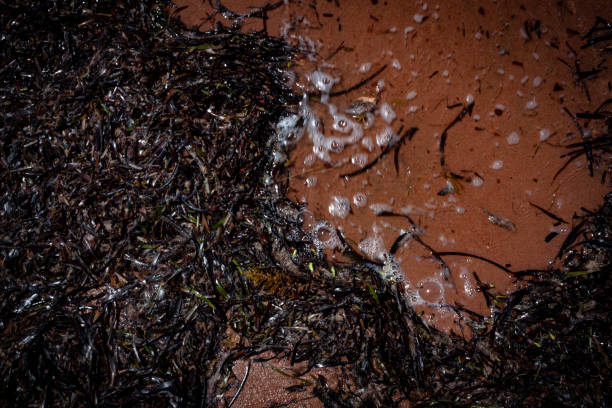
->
[1, 1, 610, 406]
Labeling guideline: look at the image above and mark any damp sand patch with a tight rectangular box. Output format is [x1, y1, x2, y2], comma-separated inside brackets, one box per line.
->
[280, 0, 611, 333]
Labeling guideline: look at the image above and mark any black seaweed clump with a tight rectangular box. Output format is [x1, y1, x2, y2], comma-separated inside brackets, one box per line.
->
[0, 2, 610, 408]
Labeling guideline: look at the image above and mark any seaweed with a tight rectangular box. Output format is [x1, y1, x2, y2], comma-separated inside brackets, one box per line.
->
[439, 101, 475, 176]
[0, 1, 611, 408]
[339, 126, 417, 178]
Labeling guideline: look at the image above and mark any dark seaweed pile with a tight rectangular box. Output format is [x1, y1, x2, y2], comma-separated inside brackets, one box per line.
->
[1, 1, 610, 407]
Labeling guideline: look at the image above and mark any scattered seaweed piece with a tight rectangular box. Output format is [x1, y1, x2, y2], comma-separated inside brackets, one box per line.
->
[529, 202, 569, 224]
[439, 101, 475, 175]
[329, 64, 387, 97]
[581, 16, 612, 49]
[339, 126, 417, 178]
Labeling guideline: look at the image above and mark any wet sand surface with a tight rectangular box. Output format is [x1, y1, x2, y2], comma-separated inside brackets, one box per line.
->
[172, 0, 610, 406]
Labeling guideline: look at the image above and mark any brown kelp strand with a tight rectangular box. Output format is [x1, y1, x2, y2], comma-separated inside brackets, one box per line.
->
[1, 2, 611, 408]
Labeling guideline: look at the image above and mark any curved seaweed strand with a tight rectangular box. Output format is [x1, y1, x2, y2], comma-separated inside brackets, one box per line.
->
[377, 212, 454, 286]
[564, 107, 594, 176]
[439, 101, 475, 175]
[436, 251, 515, 276]
[528, 202, 569, 224]
[329, 64, 387, 97]
[339, 126, 417, 178]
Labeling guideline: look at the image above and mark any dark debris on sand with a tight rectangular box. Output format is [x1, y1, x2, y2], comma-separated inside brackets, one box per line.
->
[0, 2, 610, 407]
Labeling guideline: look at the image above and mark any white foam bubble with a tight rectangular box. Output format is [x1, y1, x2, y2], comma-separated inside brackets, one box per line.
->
[353, 192, 368, 207]
[507, 131, 520, 145]
[369, 203, 393, 215]
[358, 235, 387, 261]
[459, 267, 477, 298]
[406, 90, 418, 100]
[379, 102, 396, 124]
[361, 137, 375, 151]
[328, 196, 351, 219]
[312, 221, 340, 250]
[392, 59, 402, 70]
[417, 277, 445, 304]
[466, 93, 474, 104]
[376, 126, 397, 147]
[414, 13, 425, 23]
[525, 99, 538, 110]
[533, 76, 542, 88]
[308, 71, 337, 93]
[305, 175, 317, 187]
[351, 153, 369, 167]
[490, 160, 504, 170]
[539, 128, 551, 141]
[359, 62, 372, 73]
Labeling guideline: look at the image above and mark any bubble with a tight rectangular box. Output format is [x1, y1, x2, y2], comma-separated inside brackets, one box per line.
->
[417, 278, 444, 304]
[392, 59, 402, 70]
[276, 114, 303, 145]
[475, 32, 482, 40]
[381, 258, 402, 280]
[353, 192, 368, 207]
[406, 90, 418, 100]
[521, 75, 529, 84]
[490, 160, 503, 170]
[361, 137, 375, 151]
[507, 131, 520, 145]
[369, 203, 393, 215]
[305, 176, 317, 187]
[379, 102, 396, 124]
[532, 52, 539, 61]
[525, 99, 538, 110]
[332, 114, 352, 134]
[312, 221, 340, 249]
[303, 153, 316, 167]
[327, 137, 344, 153]
[472, 176, 484, 187]
[328, 195, 351, 219]
[376, 126, 397, 147]
[308, 71, 336, 93]
[465, 93, 474, 104]
[413, 13, 425, 23]
[533, 76, 542, 88]
[539, 128, 551, 141]
[351, 153, 369, 167]
[358, 235, 386, 261]
[359, 62, 372, 73]
[459, 267, 477, 298]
